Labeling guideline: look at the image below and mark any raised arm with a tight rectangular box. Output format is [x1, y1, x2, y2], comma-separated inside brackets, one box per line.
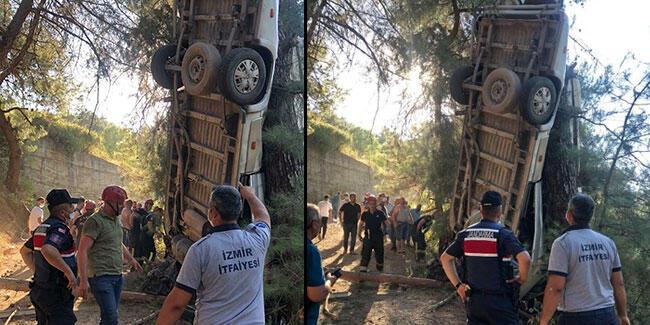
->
[239, 184, 271, 228]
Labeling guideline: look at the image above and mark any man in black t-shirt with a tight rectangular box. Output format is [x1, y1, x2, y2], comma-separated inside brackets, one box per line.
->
[359, 195, 389, 272]
[339, 193, 361, 255]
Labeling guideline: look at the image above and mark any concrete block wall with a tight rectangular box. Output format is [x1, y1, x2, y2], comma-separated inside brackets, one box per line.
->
[307, 149, 376, 204]
[23, 138, 123, 200]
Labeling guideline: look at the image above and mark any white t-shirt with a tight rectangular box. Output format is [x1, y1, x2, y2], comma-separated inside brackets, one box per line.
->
[28, 206, 44, 232]
[175, 222, 270, 324]
[317, 201, 332, 217]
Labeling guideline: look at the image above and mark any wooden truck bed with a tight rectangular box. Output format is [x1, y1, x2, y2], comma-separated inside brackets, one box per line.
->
[449, 6, 564, 232]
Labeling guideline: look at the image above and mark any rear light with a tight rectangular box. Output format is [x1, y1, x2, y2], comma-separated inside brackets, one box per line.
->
[270, 8, 274, 17]
[251, 141, 257, 150]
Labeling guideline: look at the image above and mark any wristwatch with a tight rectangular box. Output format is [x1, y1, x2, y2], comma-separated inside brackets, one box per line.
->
[454, 282, 463, 289]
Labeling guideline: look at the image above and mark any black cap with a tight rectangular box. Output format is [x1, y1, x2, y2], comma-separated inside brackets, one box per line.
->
[481, 191, 502, 207]
[46, 189, 82, 207]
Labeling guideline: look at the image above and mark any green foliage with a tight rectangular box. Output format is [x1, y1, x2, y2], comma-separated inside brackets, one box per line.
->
[32, 114, 99, 155]
[307, 118, 351, 153]
[263, 173, 304, 324]
[264, 124, 304, 159]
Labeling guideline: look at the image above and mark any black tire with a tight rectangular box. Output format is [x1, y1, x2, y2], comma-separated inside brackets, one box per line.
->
[217, 48, 267, 105]
[449, 66, 475, 105]
[482, 68, 521, 113]
[520, 76, 557, 125]
[151, 44, 182, 89]
[181, 42, 221, 95]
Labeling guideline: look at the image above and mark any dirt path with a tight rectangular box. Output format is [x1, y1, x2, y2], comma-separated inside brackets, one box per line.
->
[315, 221, 466, 324]
[0, 232, 162, 324]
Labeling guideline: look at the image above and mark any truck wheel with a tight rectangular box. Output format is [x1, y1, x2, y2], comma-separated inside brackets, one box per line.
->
[151, 44, 182, 89]
[181, 42, 221, 95]
[449, 65, 475, 105]
[217, 48, 267, 105]
[481, 68, 521, 113]
[520, 76, 557, 125]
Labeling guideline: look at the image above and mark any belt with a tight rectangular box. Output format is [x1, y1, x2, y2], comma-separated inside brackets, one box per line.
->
[469, 288, 512, 297]
[559, 306, 615, 316]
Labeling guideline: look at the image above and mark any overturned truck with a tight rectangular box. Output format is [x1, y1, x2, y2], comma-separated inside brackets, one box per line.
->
[448, 1, 579, 320]
[145, 0, 278, 304]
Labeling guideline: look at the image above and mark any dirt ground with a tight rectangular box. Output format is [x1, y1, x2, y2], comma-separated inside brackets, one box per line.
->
[0, 231, 162, 324]
[315, 220, 466, 324]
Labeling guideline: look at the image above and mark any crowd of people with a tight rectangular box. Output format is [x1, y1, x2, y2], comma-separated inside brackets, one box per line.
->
[19, 183, 272, 325]
[307, 190, 630, 325]
[315, 191, 434, 267]
[27, 193, 165, 264]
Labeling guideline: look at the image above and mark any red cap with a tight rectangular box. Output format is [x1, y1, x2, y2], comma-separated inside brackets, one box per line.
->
[84, 200, 97, 211]
[101, 185, 128, 202]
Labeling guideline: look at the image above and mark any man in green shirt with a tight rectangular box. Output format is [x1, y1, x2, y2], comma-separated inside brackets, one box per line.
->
[77, 185, 142, 325]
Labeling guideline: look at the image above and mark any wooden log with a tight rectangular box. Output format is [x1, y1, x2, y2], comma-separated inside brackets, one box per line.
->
[0, 278, 164, 302]
[0, 309, 34, 320]
[3, 309, 17, 324]
[129, 310, 160, 325]
[339, 271, 444, 288]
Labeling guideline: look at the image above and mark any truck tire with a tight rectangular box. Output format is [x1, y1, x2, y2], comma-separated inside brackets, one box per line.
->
[181, 42, 221, 95]
[520, 76, 557, 125]
[482, 68, 521, 113]
[217, 48, 267, 105]
[449, 65, 475, 105]
[151, 44, 182, 89]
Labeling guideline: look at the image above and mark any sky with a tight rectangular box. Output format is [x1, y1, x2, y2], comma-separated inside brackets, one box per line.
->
[330, 0, 650, 134]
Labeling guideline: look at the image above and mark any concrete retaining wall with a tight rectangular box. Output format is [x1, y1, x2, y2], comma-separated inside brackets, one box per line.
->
[23, 138, 123, 200]
[307, 148, 376, 204]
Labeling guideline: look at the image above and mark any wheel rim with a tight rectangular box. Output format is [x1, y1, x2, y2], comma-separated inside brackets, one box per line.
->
[532, 87, 552, 115]
[490, 80, 508, 104]
[188, 56, 205, 83]
[234, 59, 260, 94]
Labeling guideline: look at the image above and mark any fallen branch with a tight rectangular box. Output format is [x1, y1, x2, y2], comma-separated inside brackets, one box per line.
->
[432, 292, 456, 310]
[339, 270, 444, 288]
[129, 310, 160, 325]
[3, 309, 17, 324]
[0, 277, 164, 302]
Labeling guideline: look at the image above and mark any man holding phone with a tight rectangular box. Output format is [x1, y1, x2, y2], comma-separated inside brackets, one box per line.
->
[157, 184, 271, 324]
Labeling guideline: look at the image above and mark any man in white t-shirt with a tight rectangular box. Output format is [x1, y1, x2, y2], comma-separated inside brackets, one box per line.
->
[27, 197, 45, 232]
[317, 195, 333, 240]
[157, 184, 271, 325]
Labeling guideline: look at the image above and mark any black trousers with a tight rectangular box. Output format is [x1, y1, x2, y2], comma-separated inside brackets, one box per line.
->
[320, 217, 328, 238]
[415, 230, 426, 261]
[360, 236, 384, 271]
[29, 283, 77, 324]
[465, 292, 518, 325]
[342, 223, 357, 252]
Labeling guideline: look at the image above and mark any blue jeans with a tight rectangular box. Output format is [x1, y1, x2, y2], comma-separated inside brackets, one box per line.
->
[89, 275, 123, 325]
[558, 306, 618, 325]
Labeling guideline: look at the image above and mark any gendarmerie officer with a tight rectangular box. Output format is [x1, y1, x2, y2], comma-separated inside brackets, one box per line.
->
[24, 189, 82, 324]
[358, 195, 389, 272]
[440, 191, 532, 324]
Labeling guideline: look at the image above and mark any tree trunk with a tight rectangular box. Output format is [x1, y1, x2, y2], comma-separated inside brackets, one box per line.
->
[0, 111, 22, 193]
[541, 89, 578, 225]
[339, 270, 444, 288]
[263, 32, 303, 196]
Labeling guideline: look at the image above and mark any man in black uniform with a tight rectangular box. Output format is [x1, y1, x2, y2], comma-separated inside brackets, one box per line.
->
[23, 189, 82, 324]
[338, 193, 361, 255]
[358, 195, 389, 272]
[440, 191, 532, 325]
